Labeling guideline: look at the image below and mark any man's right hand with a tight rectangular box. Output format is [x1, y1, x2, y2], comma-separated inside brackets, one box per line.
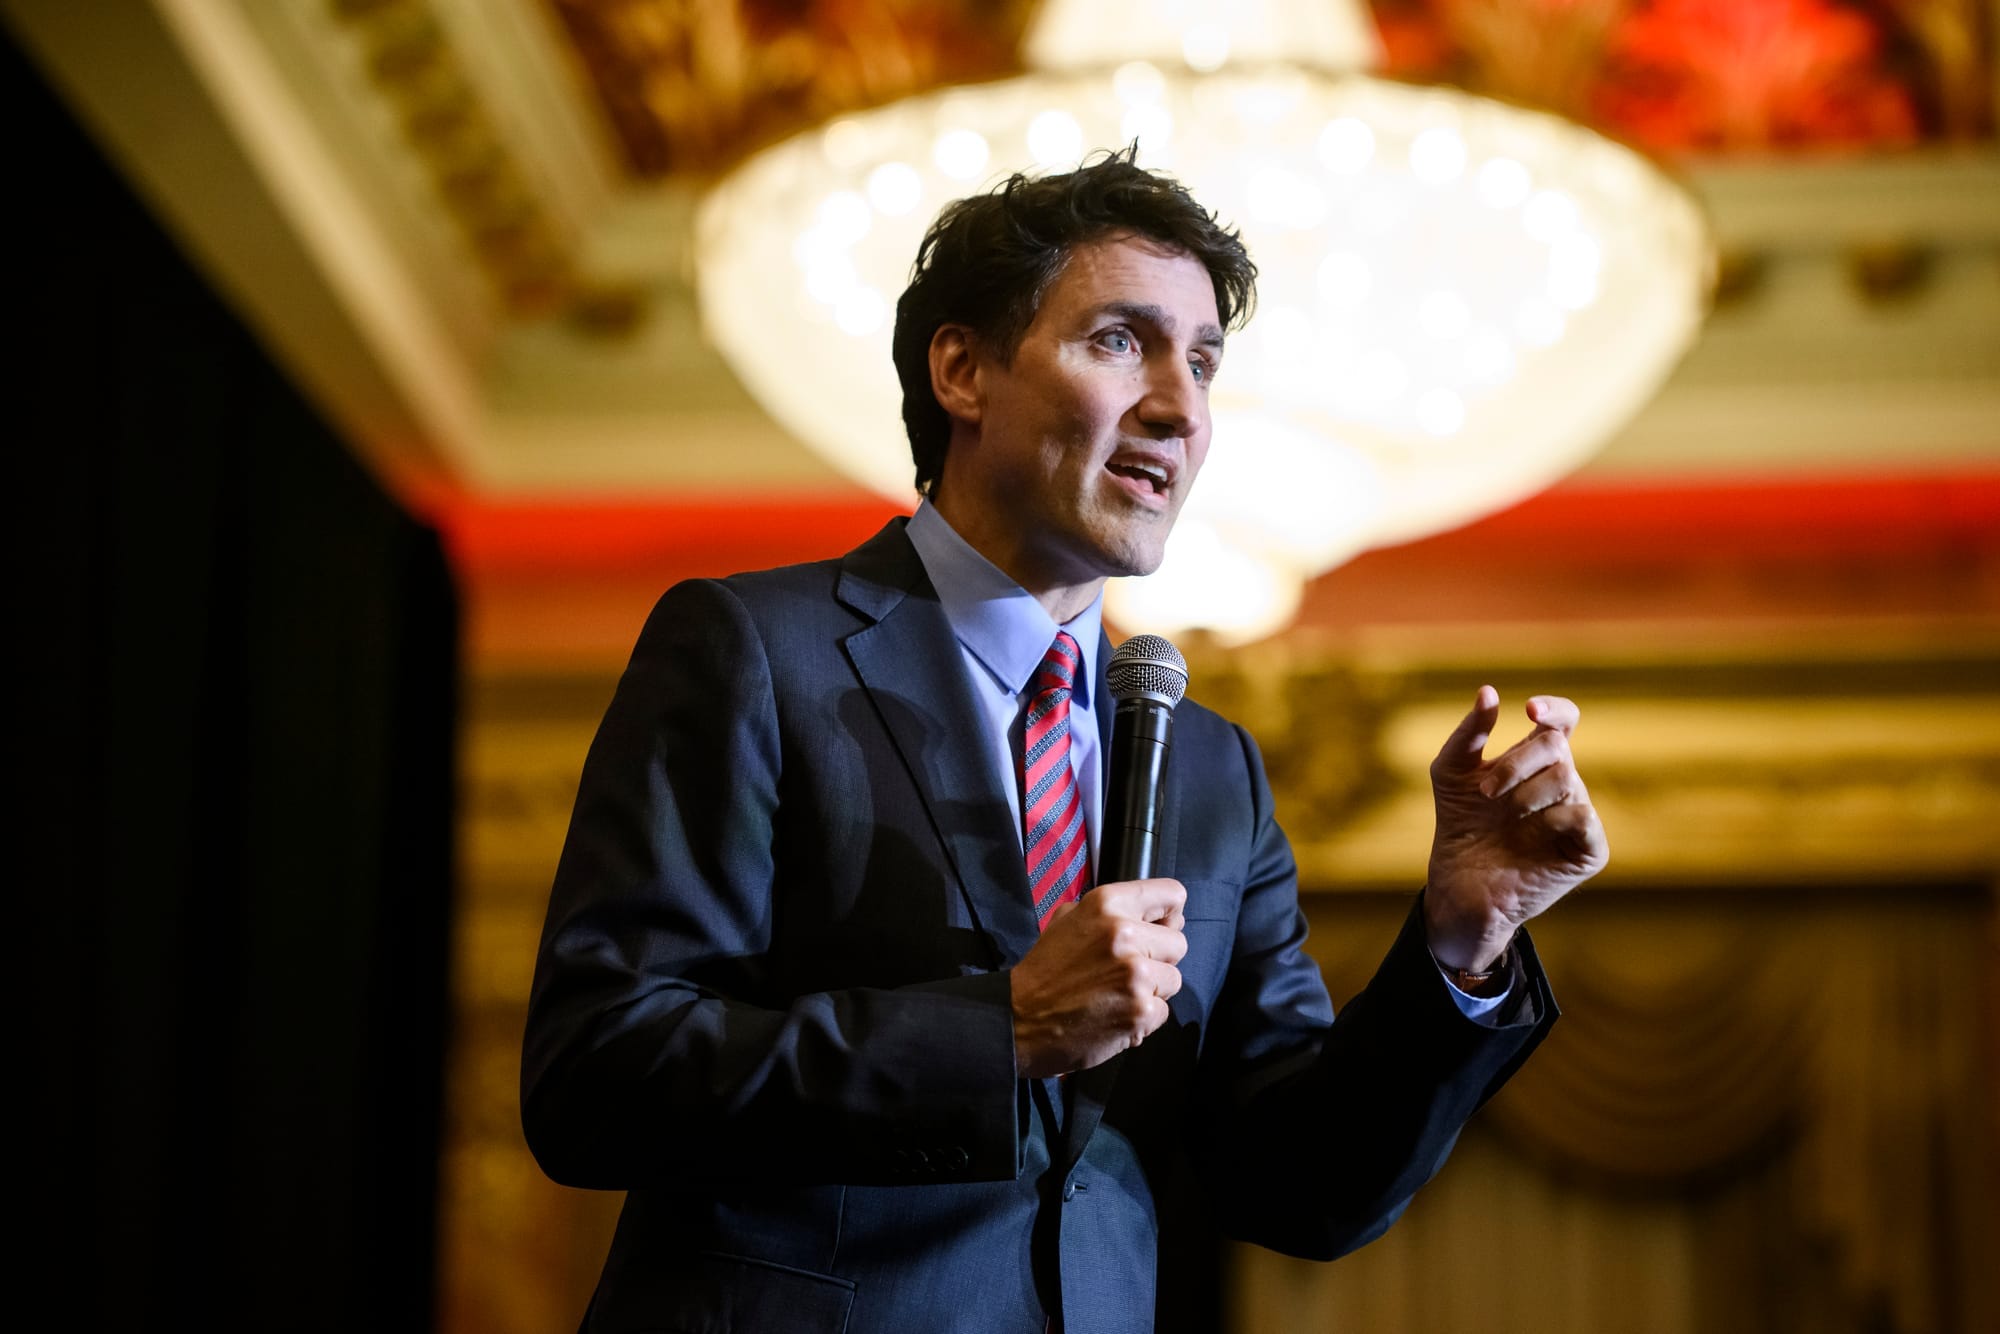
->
[1009, 878, 1187, 1078]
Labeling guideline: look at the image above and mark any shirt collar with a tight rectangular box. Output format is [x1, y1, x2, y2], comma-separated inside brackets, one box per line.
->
[905, 501, 1100, 708]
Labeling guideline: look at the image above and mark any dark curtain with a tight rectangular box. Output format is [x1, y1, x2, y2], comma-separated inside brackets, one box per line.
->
[14, 28, 456, 1333]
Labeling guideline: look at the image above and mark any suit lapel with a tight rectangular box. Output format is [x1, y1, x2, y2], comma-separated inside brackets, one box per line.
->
[837, 521, 1042, 968]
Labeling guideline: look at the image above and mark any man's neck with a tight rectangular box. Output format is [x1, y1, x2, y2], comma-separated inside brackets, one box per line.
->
[926, 494, 1105, 626]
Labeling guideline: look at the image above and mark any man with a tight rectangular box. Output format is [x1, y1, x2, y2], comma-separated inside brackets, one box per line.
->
[522, 149, 1607, 1333]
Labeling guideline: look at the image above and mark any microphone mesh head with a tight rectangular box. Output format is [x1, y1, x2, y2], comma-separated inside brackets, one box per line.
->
[1106, 633, 1188, 707]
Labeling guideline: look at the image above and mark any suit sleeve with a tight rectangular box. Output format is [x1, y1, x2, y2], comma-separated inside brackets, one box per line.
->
[520, 578, 1021, 1190]
[1190, 725, 1556, 1260]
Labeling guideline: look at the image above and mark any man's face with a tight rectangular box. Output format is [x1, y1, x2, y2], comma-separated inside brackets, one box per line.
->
[934, 234, 1222, 600]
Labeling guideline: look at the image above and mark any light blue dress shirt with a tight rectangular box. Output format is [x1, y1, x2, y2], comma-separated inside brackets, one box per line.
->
[904, 501, 1508, 1021]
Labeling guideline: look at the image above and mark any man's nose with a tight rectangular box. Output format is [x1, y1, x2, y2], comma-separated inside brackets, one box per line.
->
[1135, 359, 1204, 440]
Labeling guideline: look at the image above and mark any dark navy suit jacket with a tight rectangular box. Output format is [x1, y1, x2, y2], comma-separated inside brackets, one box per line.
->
[522, 519, 1554, 1333]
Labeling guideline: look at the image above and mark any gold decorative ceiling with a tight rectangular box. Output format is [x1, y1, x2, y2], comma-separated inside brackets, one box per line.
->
[545, 0, 1037, 176]
[547, 0, 1993, 181]
[1373, 0, 1993, 151]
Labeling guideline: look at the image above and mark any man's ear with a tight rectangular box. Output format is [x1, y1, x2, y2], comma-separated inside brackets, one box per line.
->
[929, 325, 981, 427]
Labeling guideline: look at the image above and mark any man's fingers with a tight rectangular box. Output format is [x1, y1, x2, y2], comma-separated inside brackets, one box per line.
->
[1112, 918, 1187, 966]
[1140, 958, 1184, 1001]
[1097, 877, 1187, 925]
[1131, 965, 1181, 1044]
[1525, 695, 1581, 735]
[1501, 761, 1579, 817]
[1432, 685, 1501, 775]
[1480, 728, 1572, 798]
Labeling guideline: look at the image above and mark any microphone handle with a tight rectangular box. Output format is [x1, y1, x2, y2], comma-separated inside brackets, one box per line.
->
[1101, 697, 1175, 883]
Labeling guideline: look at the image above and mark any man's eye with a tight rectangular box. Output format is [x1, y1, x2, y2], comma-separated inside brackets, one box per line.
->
[1100, 330, 1134, 353]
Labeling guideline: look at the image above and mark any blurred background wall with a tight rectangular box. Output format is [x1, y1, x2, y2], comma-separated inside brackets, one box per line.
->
[9, 1, 1996, 1332]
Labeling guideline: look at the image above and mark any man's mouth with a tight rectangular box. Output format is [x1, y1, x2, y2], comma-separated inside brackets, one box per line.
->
[1106, 459, 1172, 497]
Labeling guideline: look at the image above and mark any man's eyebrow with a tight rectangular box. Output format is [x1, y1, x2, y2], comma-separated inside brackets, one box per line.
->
[1097, 301, 1226, 352]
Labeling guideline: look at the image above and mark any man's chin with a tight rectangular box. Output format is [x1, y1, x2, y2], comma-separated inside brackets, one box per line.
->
[1099, 544, 1168, 582]
[1060, 518, 1173, 584]
[1120, 552, 1167, 579]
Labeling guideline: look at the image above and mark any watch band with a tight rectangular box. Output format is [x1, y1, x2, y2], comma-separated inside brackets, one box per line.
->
[1443, 946, 1511, 996]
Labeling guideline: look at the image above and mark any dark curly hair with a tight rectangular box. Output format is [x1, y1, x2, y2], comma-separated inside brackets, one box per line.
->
[891, 145, 1257, 497]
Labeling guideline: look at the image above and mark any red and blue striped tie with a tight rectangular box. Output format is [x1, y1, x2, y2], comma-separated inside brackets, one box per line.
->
[1022, 631, 1090, 928]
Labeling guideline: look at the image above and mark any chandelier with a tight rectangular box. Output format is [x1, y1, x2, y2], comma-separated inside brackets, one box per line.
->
[696, 0, 1710, 641]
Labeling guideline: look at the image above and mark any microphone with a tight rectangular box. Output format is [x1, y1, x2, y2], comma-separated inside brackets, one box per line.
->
[1100, 634, 1189, 882]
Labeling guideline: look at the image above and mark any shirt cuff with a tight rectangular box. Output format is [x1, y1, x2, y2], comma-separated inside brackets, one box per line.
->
[1438, 958, 1515, 1025]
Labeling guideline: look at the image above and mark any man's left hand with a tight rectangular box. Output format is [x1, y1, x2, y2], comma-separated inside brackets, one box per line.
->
[1424, 686, 1609, 972]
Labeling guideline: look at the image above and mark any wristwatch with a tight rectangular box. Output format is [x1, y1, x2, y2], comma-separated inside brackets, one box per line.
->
[1441, 947, 1511, 997]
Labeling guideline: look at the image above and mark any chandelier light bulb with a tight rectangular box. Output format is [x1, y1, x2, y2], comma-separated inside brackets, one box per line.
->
[865, 161, 923, 216]
[1477, 157, 1532, 209]
[1181, 23, 1232, 73]
[1027, 109, 1086, 167]
[931, 129, 990, 181]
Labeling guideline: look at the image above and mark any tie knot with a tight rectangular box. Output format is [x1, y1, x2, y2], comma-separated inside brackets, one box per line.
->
[1032, 631, 1081, 696]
